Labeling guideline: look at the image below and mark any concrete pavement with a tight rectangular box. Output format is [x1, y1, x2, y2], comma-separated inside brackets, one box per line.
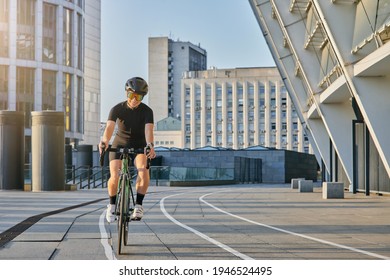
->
[0, 183, 389, 260]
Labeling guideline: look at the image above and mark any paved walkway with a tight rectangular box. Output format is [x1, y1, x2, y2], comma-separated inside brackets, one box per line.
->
[0, 183, 390, 260]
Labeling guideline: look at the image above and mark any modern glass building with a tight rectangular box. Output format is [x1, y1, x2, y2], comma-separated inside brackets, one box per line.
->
[250, 0, 390, 194]
[0, 0, 101, 162]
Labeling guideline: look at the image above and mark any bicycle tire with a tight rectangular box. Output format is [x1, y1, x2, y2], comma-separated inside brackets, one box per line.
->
[123, 179, 130, 246]
[117, 177, 126, 255]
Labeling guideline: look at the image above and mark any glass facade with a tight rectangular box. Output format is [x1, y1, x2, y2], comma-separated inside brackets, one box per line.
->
[63, 8, 72, 66]
[17, 0, 36, 60]
[43, 3, 56, 63]
[63, 72, 72, 131]
[0, 65, 7, 110]
[42, 70, 56, 110]
[0, 0, 95, 146]
[0, 0, 101, 167]
[16, 67, 35, 127]
[0, 0, 9, 57]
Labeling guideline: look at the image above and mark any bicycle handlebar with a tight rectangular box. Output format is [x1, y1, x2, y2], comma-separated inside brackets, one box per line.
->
[99, 144, 151, 169]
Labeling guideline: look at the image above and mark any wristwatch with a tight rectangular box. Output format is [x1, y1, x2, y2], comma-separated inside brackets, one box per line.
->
[147, 142, 154, 148]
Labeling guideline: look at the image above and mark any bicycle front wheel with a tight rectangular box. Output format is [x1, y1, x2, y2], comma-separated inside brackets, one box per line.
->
[117, 178, 127, 254]
[122, 180, 130, 246]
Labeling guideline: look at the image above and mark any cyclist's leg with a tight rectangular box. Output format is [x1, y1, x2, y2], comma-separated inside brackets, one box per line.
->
[134, 153, 150, 195]
[108, 159, 121, 197]
[106, 159, 121, 222]
[131, 154, 149, 220]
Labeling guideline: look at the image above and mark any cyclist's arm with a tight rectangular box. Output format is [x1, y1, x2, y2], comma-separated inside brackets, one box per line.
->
[145, 123, 154, 146]
[99, 120, 115, 153]
[145, 123, 156, 158]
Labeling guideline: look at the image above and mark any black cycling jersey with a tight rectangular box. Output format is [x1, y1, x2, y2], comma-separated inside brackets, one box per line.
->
[108, 101, 154, 161]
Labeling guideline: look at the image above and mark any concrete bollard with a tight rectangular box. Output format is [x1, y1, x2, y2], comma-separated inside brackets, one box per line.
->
[322, 182, 344, 199]
[299, 180, 313, 192]
[291, 178, 304, 189]
[0, 111, 25, 190]
[31, 111, 65, 191]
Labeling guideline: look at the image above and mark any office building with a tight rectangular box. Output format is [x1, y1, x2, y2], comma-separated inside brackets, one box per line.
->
[148, 36, 207, 123]
[0, 0, 101, 161]
[250, 0, 390, 193]
[182, 67, 311, 152]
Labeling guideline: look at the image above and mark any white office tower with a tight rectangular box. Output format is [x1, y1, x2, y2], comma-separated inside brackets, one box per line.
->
[249, 0, 390, 194]
[148, 37, 207, 123]
[182, 67, 311, 152]
[0, 0, 101, 154]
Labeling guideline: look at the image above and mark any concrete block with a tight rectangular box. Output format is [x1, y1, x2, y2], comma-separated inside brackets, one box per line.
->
[322, 182, 344, 199]
[291, 178, 304, 189]
[299, 180, 313, 192]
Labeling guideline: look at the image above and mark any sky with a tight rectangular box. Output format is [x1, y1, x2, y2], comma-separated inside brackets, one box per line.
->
[100, 0, 275, 121]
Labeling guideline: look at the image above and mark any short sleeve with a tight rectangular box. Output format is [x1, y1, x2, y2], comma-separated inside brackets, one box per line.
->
[107, 105, 118, 122]
[145, 107, 154, 124]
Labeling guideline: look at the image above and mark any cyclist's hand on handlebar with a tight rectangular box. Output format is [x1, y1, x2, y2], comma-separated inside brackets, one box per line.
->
[99, 141, 107, 155]
[144, 145, 156, 159]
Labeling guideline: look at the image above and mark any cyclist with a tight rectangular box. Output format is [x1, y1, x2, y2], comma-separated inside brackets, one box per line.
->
[99, 77, 156, 223]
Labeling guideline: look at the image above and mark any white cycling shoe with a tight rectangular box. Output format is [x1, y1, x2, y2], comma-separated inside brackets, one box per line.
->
[106, 204, 116, 223]
[130, 204, 144, 220]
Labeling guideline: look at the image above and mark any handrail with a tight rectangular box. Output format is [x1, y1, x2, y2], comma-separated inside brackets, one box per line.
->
[25, 165, 235, 189]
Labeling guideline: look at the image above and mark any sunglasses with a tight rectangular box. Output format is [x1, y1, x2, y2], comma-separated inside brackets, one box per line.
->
[127, 91, 144, 101]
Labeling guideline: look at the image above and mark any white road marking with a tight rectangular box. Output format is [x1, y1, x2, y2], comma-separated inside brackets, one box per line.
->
[160, 192, 254, 260]
[99, 210, 117, 260]
[200, 191, 390, 260]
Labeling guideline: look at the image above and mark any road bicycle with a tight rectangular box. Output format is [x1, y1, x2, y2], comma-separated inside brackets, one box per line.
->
[99, 144, 150, 254]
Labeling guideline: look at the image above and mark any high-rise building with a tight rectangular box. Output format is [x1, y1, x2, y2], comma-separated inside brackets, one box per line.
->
[148, 37, 207, 123]
[0, 0, 101, 160]
[250, 0, 390, 193]
[181, 67, 311, 152]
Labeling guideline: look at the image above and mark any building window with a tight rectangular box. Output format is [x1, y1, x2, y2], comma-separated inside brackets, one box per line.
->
[63, 8, 72, 66]
[0, 65, 8, 109]
[195, 85, 201, 99]
[77, 76, 83, 133]
[42, 70, 56, 110]
[259, 98, 265, 108]
[248, 83, 254, 96]
[216, 84, 222, 98]
[77, 13, 83, 70]
[281, 86, 287, 96]
[63, 73, 72, 131]
[0, 0, 9, 57]
[270, 83, 276, 96]
[237, 83, 243, 100]
[77, 0, 84, 9]
[17, 0, 36, 60]
[258, 83, 265, 95]
[227, 84, 232, 99]
[16, 67, 35, 128]
[43, 3, 56, 63]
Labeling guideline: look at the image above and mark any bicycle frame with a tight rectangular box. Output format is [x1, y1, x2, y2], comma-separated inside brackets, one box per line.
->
[99, 145, 150, 255]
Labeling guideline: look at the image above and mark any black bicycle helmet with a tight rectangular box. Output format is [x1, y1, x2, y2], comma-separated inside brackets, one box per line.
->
[125, 77, 148, 96]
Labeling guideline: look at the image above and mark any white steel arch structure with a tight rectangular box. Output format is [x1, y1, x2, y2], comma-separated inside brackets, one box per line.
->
[249, 0, 390, 194]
